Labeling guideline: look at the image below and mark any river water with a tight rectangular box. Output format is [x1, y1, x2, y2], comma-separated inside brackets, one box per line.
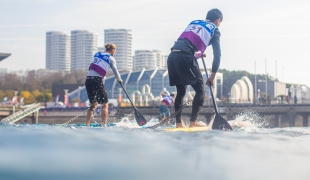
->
[0, 113, 310, 180]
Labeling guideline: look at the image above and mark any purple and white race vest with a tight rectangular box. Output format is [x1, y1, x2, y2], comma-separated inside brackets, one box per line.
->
[161, 95, 173, 106]
[89, 52, 110, 77]
[179, 20, 216, 53]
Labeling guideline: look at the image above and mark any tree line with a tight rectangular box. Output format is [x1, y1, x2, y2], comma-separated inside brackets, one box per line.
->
[0, 70, 88, 104]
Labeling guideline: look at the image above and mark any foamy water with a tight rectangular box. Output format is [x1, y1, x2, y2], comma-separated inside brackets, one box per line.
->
[0, 115, 310, 180]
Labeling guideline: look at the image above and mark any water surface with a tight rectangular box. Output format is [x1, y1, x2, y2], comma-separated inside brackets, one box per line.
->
[0, 115, 309, 180]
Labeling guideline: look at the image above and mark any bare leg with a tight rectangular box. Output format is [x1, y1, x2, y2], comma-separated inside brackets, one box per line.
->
[176, 122, 184, 128]
[101, 103, 108, 126]
[189, 121, 206, 128]
[86, 102, 98, 126]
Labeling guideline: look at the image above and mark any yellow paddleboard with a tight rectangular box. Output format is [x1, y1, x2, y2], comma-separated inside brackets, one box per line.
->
[165, 126, 210, 132]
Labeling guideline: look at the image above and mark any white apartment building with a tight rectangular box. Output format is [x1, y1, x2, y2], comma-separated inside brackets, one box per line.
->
[98, 47, 105, 53]
[71, 30, 98, 71]
[46, 31, 70, 72]
[104, 29, 132, 71]
[133, 50, 166, 70]
[163, 54, 168, 68]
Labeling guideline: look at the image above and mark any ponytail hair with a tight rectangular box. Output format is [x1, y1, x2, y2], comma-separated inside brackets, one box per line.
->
[105, 43, 116, 51]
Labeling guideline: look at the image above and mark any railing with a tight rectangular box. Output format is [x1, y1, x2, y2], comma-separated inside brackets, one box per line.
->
[1, 103, 42, 124]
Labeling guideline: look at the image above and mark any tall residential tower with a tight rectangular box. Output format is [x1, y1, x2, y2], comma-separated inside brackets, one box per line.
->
[46, 31, 70, 72]
[133, 50, 166, 70]
[104, 29, 132, 71]
[71, 30, 98, 71]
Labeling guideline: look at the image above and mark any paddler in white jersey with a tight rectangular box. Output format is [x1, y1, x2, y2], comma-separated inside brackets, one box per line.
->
[85, 43, 122, 127]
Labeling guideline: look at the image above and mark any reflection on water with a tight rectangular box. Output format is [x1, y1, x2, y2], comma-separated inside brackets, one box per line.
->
[0, 116, 310, 180]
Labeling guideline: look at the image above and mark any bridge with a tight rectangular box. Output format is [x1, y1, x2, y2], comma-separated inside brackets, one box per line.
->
[117, 103, 310, 128]
[0, 103, 42, 124]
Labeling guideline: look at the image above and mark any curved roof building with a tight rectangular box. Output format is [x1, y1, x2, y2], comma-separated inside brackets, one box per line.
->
[241, 76, 254, 103]
[231, 84, 241, 103]
[68, 68, 223, 105]
[230, 76, 254, 103]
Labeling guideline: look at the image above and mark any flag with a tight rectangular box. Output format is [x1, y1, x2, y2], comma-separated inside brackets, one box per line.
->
[55, 95, 60, 107]
[20, 97, 24, 104]
[12, 96, 18, 104]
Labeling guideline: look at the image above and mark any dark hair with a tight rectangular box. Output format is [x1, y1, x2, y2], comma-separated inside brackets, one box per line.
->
[206, 9, 223, 22]
[105, 43, 116, 51]
[170, 93, 175, 97]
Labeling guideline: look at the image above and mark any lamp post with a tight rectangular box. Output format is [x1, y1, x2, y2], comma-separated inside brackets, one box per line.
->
[275, 60, 277, 97]
[265, 59, 268, 99]
[254, 61, 257, 104]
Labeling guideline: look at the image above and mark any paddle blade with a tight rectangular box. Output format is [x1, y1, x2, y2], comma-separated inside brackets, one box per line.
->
[212, 114, 233, 131]
[134, 109, 147, 126]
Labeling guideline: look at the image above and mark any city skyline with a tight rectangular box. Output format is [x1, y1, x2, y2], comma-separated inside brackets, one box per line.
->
[45, 28, 167, 72]
[1, 0, 310, 86]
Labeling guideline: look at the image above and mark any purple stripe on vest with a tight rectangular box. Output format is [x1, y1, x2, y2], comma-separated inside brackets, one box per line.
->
[162, 99, 170, 106]
[179, 31, 206, 53]
[89, 64, 106, 77]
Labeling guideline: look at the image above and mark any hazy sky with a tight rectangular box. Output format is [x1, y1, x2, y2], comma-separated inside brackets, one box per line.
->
[1, 0, 310, 86]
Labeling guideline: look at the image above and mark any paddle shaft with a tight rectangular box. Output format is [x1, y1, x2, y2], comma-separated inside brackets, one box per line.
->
[119, 82, 137, 110]
[201, 57, 219, 114]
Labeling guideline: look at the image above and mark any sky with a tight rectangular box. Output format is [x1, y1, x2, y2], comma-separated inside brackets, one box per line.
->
[1, 0, 310, 86]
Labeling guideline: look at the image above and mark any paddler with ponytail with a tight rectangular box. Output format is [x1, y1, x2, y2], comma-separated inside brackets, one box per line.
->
[85, 43, 122, 127]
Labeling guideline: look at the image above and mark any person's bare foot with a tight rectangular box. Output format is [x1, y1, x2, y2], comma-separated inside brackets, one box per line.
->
[101, 123, 107, 127]
[176, 122, 185, 128]
[189, 121, 206, 128]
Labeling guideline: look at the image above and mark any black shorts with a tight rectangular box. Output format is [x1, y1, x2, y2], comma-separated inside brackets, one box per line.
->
[167, 51, 203, 86]
[85, 76, 108, 104]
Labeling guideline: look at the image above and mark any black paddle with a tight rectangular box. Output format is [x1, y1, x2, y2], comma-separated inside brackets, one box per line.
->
[119, 82, 147, 126]
[201, 57, 233, 130]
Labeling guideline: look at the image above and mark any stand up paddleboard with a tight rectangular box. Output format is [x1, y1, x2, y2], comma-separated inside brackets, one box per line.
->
[164, 126, 210, 132]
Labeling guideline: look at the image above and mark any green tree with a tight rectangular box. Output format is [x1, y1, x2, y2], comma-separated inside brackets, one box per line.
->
[36, 92, 53, 102]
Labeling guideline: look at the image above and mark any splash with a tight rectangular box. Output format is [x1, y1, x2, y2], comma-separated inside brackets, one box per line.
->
[115, 117, 140, 128]
[230, 110, 269, 132]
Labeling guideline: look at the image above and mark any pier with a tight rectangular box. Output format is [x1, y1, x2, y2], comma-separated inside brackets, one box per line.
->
[1, 103, 310, 128]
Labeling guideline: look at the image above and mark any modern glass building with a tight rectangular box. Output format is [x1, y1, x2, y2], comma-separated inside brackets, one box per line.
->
[68, 68, 223, 105]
